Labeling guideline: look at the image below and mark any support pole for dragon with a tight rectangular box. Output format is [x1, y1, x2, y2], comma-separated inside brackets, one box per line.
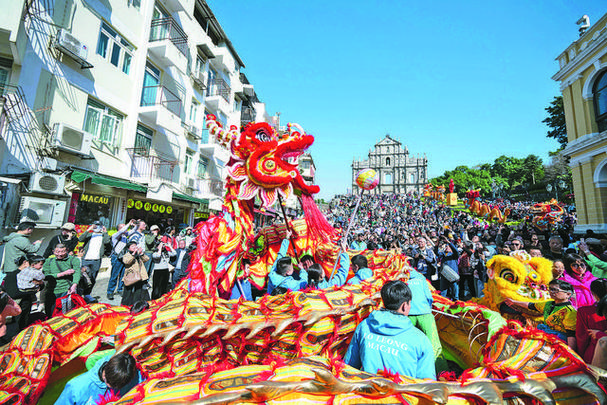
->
[277, 193, 299, 262]
[329, 169, 379, 282]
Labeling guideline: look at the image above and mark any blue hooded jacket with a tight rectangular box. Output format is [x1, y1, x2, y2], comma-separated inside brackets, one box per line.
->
[407, 269, 434, 316]
[267, 238, 308, 294]
[347, 267, 373, 285]
[317, 252, 350, 289]
[344, 309, 436, 380]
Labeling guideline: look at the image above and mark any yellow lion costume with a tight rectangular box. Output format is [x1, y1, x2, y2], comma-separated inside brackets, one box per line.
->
[477, 251, 553, 322]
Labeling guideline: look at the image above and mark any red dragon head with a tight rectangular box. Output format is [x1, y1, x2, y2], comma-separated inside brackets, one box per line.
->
[207, 115, 319, 207]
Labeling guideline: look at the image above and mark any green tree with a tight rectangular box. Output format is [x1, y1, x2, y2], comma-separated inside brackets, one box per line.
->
[491, 155, 524, 188]
[522, 154, 544, 185]
[542, 96, 568, 149]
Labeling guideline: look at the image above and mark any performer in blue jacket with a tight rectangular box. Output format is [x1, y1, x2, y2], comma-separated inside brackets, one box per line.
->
[344, 280, 436, 380]
[267, 230, 308, 294]
[55, 352, 139, 405]
[347, 254, 373, 285]
[308, 241, 350, 289]
[407, 268, 447, 373]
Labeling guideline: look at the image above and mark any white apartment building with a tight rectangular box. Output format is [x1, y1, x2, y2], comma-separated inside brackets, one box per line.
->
[0, 0, 270, 236]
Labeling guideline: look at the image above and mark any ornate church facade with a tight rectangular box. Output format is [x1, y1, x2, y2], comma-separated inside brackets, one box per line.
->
[351, 135, 428, 195]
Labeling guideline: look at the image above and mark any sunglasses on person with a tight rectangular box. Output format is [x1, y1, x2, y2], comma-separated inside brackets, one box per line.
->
[571, 262, 586, 269]
[549, 287, 570, 294]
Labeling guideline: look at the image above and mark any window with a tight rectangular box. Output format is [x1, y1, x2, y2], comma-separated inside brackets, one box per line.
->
[96, 22, 134, 74]
[141, 62, 161, 106]
[184, 149, 194, 175]
[135, 124, 153, 150]
[83, 99, 123, 146]
[386, 157, 390, 166]
[594, 70, 607, 132]
[195, 55, 206, 76]
[197, 157, 209, 178]
[207, 66, 217, 94]
[190, 100, 199, 122]
[0, 57, 12, 94]
[128, 0, 141, 9]
[385, 173, 392, 184]
[410, 173, 416, 183]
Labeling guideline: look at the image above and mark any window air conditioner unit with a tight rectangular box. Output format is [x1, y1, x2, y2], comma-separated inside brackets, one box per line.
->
[19, 196, 67, 228]
[55, 29, 89, 62]
[29, 172, 66, 195]
[187, 177, 196, 189]
[184, 124, 202, 140]
[53, 122, 93, 156]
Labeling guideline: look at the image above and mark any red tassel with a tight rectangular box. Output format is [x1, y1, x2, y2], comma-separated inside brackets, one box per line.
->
[301, 193, 335, 243]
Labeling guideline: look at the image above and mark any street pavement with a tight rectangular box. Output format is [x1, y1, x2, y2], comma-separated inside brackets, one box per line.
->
[90, 257, 120, 305]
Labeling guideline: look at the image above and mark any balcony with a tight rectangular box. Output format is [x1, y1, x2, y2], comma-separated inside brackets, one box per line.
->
[240, 106, 256, 125]
[184, 123, 203, 141]
[127, 148, 178, 183]
[139, 85, 183, 134]
[148, 17, 188, 73]
[190, 69, 207, 91]
[205, 78, 231, 114]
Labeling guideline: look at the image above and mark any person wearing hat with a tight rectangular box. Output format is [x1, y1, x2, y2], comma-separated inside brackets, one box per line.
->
[504, 279, 577, 349]
[44, 222, 78, 258]
[78, 221, 111, 294]
[2, 222, 42, 274]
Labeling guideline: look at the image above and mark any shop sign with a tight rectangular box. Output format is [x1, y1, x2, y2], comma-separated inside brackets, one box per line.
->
[80, 194, 110, 204]
[194, 212, 209, 219]
[127, 199, 174, 215]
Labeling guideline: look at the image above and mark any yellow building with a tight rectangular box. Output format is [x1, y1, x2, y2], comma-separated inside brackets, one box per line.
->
[552, 13, 607, 233]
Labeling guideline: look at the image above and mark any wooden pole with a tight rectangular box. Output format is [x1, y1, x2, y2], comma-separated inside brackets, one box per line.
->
[329, 189, 364, 281]
[277, 193, 299, 262]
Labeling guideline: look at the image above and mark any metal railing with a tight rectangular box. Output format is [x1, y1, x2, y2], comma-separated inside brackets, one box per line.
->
[140, 85, 182, 117]
[149, 17, 188, 56]
[207, 78, 230, 103]
[240, 107, 255, 123]
[127, 147, 178, 183]
[0, 84, 30, 124]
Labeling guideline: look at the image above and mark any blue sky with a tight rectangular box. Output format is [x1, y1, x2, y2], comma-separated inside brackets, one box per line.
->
[207, 1, 605, 200]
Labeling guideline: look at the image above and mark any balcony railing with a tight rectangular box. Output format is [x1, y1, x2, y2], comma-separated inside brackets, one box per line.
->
[140, 85, 182, 117]
[0, 84, 30, 124]
[241, 107, 255, 123]
[149, 17, 188, 56]
[127, 147, 178, 183]
[207, 78, 230, 103]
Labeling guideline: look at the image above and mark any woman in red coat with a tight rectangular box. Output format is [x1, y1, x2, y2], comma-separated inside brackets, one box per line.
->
[576, 278, 607, 364]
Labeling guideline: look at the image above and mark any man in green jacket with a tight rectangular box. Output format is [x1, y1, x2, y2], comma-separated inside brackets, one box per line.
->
[2, 222, 42, 274]
[43, 244, 81, 318]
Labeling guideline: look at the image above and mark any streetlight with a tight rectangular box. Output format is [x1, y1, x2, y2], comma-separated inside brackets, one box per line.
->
[546, 179, 567, 201]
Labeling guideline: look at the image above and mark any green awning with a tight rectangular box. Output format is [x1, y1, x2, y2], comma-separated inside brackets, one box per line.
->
[173, 192, 209, 205]
[71, 170, 147, 192]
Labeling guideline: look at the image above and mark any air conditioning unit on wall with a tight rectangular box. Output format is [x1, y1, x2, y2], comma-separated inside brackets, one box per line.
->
[55, 29, 89, 62]
[29, 172, 66, 195]
[19, 197, 67, 228]
[53, 122, 93, 156]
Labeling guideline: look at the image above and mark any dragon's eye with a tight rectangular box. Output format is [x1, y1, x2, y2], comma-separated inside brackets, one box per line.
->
[256, 130, 271, 143]
[499, 268, 518, 284]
